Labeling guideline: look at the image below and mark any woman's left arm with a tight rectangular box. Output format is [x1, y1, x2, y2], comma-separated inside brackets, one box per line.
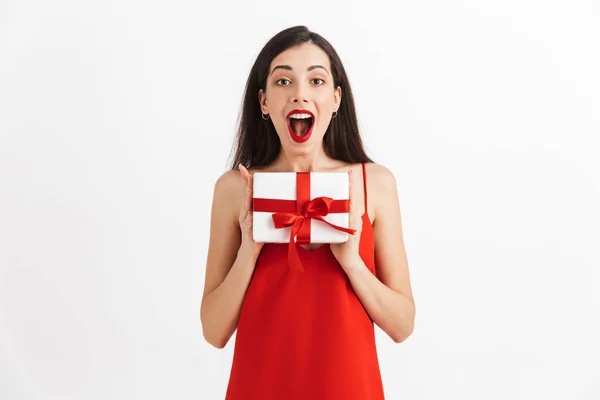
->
[344, 165, 416, 343]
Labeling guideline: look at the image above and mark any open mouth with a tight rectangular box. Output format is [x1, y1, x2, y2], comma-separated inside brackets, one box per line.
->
[287, 114, 315, 143]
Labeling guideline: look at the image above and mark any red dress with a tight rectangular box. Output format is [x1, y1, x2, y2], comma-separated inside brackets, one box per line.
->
[225, 163, 384, 400]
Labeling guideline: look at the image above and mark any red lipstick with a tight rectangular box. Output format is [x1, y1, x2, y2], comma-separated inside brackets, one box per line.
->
[286, 109, 315, 143]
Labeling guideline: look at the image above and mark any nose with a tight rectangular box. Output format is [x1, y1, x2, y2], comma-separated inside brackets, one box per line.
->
[290, 82, 310, 103]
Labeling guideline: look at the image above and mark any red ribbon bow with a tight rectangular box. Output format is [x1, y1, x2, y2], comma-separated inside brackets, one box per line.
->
[272, 196, 356, 271]
[253, 172, 356, 272]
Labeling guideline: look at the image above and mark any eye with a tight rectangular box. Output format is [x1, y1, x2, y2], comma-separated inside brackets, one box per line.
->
[275, 78, 291, 86]
[312, 78, 325, 85]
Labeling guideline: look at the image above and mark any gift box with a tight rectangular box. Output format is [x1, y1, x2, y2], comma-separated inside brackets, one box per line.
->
[252, 171, 356, 271]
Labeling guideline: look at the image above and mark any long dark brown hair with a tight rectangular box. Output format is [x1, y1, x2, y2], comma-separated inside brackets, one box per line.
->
[228, 25, 373, 170]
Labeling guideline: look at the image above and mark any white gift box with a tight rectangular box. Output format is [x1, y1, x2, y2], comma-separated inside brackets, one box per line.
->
[252, 172, 351, 244]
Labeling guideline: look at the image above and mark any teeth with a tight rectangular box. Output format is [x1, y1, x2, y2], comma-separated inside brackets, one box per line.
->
[289, 113, 312, 119]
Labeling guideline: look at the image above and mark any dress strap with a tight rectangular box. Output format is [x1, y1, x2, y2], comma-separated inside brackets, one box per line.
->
[361, 162, 368, 211]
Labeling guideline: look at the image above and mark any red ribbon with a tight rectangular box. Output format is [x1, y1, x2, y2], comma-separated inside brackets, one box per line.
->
[252, 172, 356, 271]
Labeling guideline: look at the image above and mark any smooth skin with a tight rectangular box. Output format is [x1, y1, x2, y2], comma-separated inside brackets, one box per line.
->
[200, 43, 415, 348]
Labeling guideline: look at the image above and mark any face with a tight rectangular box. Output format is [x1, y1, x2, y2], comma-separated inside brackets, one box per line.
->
[258, 43, 342, 151]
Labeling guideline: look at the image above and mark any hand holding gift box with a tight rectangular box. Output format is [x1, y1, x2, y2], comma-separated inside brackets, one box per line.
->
[252, 171, 357, 271]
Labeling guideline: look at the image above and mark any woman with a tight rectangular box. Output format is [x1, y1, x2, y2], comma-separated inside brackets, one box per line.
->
[200, 25, 416, 399]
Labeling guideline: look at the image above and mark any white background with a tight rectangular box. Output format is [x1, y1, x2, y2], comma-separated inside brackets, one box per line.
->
[1, 1, 599, 399]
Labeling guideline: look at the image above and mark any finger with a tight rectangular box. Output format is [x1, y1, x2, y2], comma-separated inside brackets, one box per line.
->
[238, 165, 251, 215]
[239, 165, 252, 195]
[349, 170, 358, 216]
[239, 164, 250, 186]
[240, 187, 249, 218]
[247, 174, 254, 214]
[348, 170, 352, 205]
[351, 170, 363, 233]
[348, 170, 356, 230]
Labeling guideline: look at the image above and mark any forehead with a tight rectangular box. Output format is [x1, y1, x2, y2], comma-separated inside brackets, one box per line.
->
[270, 43, 331, 73]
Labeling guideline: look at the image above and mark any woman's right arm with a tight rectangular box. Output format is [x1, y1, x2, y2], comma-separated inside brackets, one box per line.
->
[200, 166, 263, 349]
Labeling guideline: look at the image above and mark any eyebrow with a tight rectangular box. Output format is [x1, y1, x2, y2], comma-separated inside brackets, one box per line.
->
[270, 64, 330, 76]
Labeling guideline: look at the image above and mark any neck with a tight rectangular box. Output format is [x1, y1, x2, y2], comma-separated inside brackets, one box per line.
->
[272, 144, 337, 172]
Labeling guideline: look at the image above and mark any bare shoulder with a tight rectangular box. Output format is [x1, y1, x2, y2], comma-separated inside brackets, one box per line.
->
[201, 168, 246, 304]
[214, 169, 245, 200]
[364, 162, 399, 221]
[365, 162, 397, 187]
[365, 162, 414, 317]
[214, 168, 254, 215]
